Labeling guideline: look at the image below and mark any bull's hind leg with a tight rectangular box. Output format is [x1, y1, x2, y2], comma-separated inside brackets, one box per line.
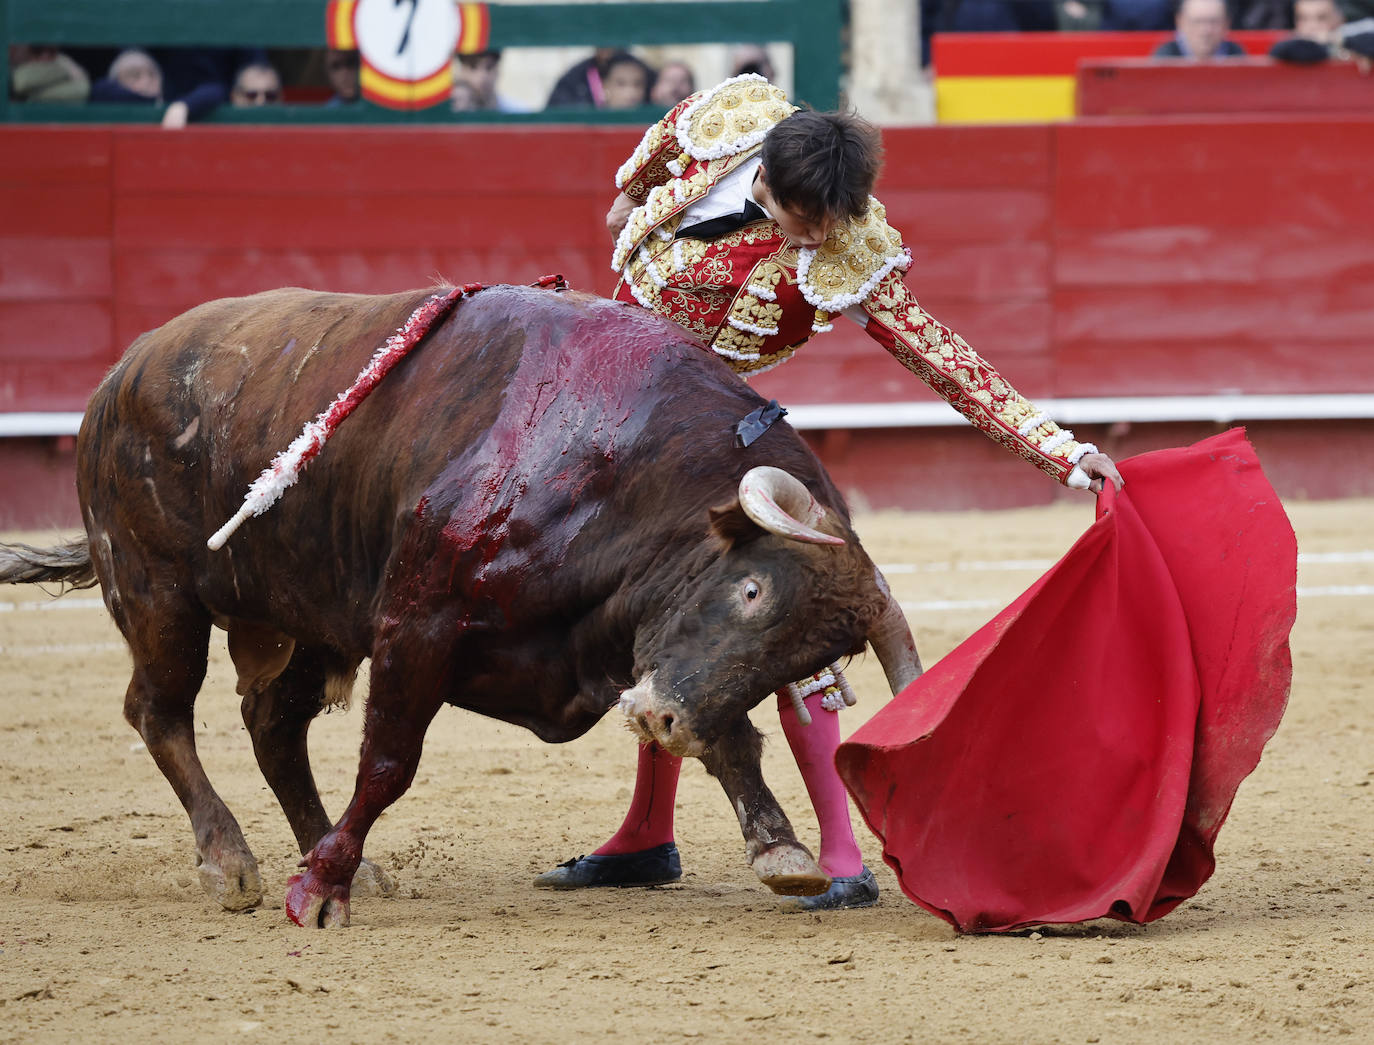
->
[120, 601, 263, 911]
[236, 638, 395, 898]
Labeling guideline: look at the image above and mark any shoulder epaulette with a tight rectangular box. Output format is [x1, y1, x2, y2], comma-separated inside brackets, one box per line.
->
[676, 74, 796, 162]
[799, 198, 911, 312]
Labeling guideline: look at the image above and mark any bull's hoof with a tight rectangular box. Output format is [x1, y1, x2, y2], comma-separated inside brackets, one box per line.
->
[195, 848, 263, 911]
[285, 872, 350, 928]
[351, 857, 397, 898]
[751, 843, 830, 897]
[534, 843, 682, 890]
[780, 865, 879, 912]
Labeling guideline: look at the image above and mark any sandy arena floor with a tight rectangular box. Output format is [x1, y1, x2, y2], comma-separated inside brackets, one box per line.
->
[1, 498, 1370, 1044]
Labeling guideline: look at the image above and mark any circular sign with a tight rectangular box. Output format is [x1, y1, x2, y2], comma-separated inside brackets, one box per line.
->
[353, 0, 460, 82]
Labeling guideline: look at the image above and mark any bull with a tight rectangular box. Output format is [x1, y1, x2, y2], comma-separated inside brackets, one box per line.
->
[0, 282, 920, 928]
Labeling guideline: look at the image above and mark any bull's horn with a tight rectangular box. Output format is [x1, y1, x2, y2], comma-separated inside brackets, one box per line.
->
[867, 566, 923, 694]
[738, 467, 845, 546]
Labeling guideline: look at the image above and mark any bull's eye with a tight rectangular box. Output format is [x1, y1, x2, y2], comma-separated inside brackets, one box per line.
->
[744, 581, 761, 601]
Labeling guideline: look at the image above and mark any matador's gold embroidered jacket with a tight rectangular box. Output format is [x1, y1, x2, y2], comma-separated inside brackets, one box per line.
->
[611, 74, 1095, 485]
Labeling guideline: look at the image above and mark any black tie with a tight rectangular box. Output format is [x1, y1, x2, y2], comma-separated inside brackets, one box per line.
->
[675, 199, 767, 240]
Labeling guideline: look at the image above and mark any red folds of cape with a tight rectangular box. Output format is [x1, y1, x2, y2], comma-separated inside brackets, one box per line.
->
[836, 429, 1296, 932]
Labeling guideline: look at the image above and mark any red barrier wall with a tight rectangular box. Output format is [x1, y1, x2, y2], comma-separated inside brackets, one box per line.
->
[3, 116, 1374, 524]
[1078, 58, 1374, 117]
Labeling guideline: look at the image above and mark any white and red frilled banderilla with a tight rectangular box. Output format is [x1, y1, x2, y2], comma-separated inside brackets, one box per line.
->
[206, 284, 481, 551]
[617, 664, 855, 728]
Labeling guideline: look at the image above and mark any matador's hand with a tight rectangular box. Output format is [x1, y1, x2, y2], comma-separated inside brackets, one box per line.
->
[606, 191, 637, 243]
[1077, 452, 1124, 494]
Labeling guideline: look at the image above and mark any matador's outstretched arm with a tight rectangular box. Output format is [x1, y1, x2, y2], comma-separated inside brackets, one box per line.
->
[859, 270, 1106, 488]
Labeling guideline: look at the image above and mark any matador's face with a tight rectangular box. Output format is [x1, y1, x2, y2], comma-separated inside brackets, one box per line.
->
[753, 167, 839, 251]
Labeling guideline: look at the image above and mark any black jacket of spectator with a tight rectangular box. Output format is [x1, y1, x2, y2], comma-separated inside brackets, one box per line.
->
[85, 46, 267, 120]
[1153, 38, 1248, 54]
[546, 52, 654, 108]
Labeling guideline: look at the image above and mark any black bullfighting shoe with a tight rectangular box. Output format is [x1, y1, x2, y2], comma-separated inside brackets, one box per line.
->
[534, 843, 682, 890]
[782, 865, 879, 912]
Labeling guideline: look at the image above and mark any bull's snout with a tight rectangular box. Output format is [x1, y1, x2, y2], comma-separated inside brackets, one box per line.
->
[618, 672, 704, 757]
[634, 705, 685, 749]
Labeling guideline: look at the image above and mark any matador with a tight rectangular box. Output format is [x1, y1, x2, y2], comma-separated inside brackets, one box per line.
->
[536, 74, 1124, 910]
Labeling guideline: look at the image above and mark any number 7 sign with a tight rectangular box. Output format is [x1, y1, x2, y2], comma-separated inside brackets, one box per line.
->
[327, 0, 491, 109]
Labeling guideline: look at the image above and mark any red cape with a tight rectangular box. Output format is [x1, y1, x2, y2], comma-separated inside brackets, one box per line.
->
[837, 429, 1296, 932]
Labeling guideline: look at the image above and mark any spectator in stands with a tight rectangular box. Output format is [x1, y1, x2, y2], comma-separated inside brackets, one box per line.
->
[1154, 0, 1248, 55]
[90, 49, 189, 128]
[90, 48, 162, 103]
[650, 59, 695, 107]
[1293, 0, 1347, 36]
[451, 48, 527, 111]
[161, 47, 269, 124]
[729, 44, 777, 81]
[546, 48, 654, 108]
[449, 80, 482, 111]
[230, 62, 282, 107]
[8, 44, 89, 102]
[1271, 0, 1374, 58]
[324, 49, 360, 106]
[89, 46, 264, 127]
[601, 52, 652, 108]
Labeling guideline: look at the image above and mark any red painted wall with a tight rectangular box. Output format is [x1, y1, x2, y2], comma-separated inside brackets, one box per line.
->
[1078, 59, 1374, 117]
[3, 116, 1373, 524]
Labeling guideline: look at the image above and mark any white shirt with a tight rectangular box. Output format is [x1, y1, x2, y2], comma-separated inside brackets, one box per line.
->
[679, 155, 867, 326]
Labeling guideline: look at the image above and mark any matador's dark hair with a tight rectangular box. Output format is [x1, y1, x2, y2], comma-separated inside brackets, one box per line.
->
[760, 109, 884, 225]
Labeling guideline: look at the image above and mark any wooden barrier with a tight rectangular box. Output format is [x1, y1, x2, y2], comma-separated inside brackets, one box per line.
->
[1077, 57, 1374, 116]
[3, 115, 1374, 523]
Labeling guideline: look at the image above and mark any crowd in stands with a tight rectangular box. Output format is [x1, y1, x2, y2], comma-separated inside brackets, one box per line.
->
[919, 0, 1371, 63]
[926, 0, 1366, 32]
[471, 44, 774, 112]
[8, 2, 1373, 121]
[6, 41, 721, 120]
[1149, 0, 1374, 59]
[8, 44, 290, 124]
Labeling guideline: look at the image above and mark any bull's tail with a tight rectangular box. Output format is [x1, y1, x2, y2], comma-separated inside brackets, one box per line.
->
[0, 538, 97, 590]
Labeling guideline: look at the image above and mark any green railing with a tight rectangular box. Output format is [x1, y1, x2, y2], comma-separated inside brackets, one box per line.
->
[0, 0, 843, 122]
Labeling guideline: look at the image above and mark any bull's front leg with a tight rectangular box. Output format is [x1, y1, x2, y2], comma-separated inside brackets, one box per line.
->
[284, 635, 449, 928]
[699, 718, 831, 897]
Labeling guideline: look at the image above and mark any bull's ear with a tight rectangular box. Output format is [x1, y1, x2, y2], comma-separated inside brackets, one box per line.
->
[709, 498, 763, 550]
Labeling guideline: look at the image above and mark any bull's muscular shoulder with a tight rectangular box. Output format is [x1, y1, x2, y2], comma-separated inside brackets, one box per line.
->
[798, 198, 911, 312]
[675, 74, 795, 162]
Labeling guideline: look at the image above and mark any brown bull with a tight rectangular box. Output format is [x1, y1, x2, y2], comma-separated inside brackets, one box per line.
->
[0, 282, 919, 927]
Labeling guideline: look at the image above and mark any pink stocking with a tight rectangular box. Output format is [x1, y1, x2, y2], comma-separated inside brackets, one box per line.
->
[777, 690, 863, 878]
[593, 741, 682, 855]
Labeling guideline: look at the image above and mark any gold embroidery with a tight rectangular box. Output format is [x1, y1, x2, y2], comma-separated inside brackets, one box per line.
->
[616, 110, 682, 198]
[800, 198, 908, 310]
[673, 237, 710, 274]
[749, 260, 784, 296]
[751, 343, 801, 373]
[698, 111, 726, 141]
[728, 294, 783, 333]
[713, 322, 768, 362]
[861, 270, 1080, 479]
[680, 79, 794, 158]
